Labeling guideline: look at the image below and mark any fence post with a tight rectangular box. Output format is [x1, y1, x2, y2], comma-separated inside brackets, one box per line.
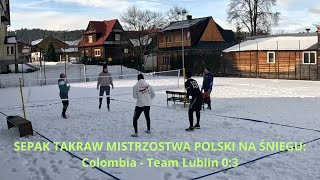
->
[308, 62, 311, 80]
[288, 54, 290, 79]
[238, 42, 241, 77]
[39, 67, 42, 86]
[277, 41, 279, 79]
[256, 42, 259, 78]
[249, 51, 252, 78]
[178, 69, 180, 88]
[84, 65, 87, 82]
[299, 40, 302, 80]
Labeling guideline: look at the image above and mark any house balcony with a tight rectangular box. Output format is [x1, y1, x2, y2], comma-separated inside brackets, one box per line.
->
[103, 41, 130, 45]
[158, 40, 191, 49]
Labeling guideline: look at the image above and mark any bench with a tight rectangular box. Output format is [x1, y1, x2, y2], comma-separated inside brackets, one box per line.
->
[166, 91, 190, 107]
[166, 91, 208, 110]
[7, 116, 33, 137]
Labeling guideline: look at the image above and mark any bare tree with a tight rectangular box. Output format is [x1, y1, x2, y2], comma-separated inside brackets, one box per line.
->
[227, 0, 280, 36]
[120, 6, 165, 70]
[167, 5, 189, 21]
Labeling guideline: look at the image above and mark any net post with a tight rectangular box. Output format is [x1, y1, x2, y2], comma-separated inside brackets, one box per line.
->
[84, 65, 87, 82]
[19, 78, 27, 119]
[178, 69, 181, 88]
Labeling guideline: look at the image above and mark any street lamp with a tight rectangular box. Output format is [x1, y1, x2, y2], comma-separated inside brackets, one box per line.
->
[64, 30, 68, 76]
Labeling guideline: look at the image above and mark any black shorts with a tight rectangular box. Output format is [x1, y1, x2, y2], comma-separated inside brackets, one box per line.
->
[190, 97, 203, 111]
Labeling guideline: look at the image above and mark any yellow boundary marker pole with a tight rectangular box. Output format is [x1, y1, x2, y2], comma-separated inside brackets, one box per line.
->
[19, 78, 26, 119]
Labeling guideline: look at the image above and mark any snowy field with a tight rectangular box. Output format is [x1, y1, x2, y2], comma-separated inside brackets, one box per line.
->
[0, 69, 320, 180]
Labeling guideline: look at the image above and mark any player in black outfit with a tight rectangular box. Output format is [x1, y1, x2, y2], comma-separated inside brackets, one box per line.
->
[185, 72, 203, 131]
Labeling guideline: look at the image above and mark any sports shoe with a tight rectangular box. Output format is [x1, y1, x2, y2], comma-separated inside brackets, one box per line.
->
[194, 124, 200, 129]
[131, 133, 138, 137]
[61, 114, 67, 119]
[185, 127, 194, 131]
[145, 130, 151, 134]
[107, 105, 110, 111]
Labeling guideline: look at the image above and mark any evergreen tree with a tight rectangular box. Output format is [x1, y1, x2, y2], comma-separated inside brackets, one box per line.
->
[45, 43, 57, 62]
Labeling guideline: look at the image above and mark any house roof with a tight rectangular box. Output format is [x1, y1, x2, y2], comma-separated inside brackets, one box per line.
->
[31, 39, 43, 46]
[161, 17, 208, 32]
[4, 36, 17, 44]
[78, 19, 119, 47]
[216, 24, 235, 43]
[160, 16, 234, 48]
[31, 36, 69, 49]
[223, 33, 318, 52]
[65, 39, 80, 46]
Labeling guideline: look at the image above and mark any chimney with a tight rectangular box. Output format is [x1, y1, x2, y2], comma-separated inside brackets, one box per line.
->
[187, 15, 192, 21]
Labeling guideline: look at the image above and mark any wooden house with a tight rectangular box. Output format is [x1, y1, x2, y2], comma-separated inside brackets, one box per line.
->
[78, 19, 130, 65]
[223, 27, 320, 80]
[157, 16, 234, 73]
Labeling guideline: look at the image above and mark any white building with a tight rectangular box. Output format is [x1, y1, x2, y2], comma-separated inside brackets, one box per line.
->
[0, 0, 17, 73]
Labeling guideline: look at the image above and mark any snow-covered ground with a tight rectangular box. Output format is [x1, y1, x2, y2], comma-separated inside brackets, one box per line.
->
[0, 70, 320, 180]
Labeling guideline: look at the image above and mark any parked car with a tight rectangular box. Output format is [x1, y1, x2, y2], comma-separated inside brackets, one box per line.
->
[70, 57, 80, 64]
[8, 64, 36, 73]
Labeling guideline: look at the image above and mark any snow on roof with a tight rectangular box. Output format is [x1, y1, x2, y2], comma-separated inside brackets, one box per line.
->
[223, 33, 318, 52]
[59, 47, 78, 53]
[31, 39, 43, 46]
[64, 39, 80, 46]
[129, 35, 152, 47]
[32, 39, 80, 47]
[6, 36, 17, 44]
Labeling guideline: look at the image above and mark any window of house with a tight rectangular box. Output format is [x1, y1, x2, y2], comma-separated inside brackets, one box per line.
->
[115, 34, 120, 41]
[94, 49, 101, 57]
[85, 50, 89, 55]
[303, 51, 316, 64]
[88, 36, 93, 43]
[7, 46, 14, 55]
[162, 56, 171, 65]
[267, 52, 275, 63]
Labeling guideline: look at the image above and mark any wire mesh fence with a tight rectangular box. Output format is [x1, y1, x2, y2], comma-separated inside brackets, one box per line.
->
[0, 63, 181, 89]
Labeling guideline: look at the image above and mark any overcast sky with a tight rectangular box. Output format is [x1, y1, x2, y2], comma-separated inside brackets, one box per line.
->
[9, 0, 320, 33]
